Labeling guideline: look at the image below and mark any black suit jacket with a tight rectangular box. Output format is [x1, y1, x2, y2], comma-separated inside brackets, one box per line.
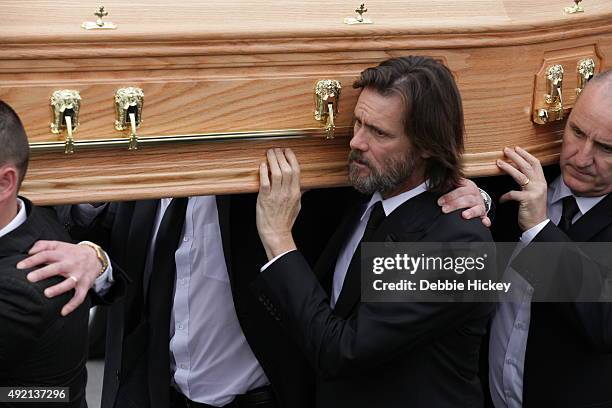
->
[487, 171, 612, 408]
[66, 192, 340, 408]
[252, 190, 494, 408]
[0, 200, 89, 408]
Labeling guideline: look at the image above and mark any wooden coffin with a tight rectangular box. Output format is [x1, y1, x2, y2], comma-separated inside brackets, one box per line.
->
[1, 0, 612, 204]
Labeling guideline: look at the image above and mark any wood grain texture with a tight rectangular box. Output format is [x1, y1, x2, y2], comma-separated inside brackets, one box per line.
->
[1, 1, 611, 204]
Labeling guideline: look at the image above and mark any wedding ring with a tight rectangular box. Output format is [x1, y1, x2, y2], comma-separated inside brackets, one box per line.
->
[69, 276, 78, 284]
[520, 178, 530, 187]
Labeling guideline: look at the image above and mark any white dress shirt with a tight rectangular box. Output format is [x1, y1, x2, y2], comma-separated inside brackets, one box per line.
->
[489, 176, 608, 408]
[76, 197, 269, 406]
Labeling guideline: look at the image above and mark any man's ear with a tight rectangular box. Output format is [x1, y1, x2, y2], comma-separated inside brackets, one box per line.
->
[0, 165, 19, 202]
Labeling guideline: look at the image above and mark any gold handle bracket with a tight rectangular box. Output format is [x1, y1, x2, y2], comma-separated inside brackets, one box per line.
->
[50, 89, 81, 154]
[115, 87, 144, 150]
[576, 58, 595, 96]
[534, 65, 564, 125]
[314, 80, 342, 139]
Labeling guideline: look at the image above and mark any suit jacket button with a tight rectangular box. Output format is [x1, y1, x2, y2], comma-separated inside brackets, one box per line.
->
[116, 370, 120, 382]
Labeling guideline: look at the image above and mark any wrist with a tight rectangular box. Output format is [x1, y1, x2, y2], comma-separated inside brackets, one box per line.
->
[261, 231, 296, 259]
[78, 241, 109, 279]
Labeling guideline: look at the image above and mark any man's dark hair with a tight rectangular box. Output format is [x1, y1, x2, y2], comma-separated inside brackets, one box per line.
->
[0, 100, 29, 187]
[353, 56, 464, 192]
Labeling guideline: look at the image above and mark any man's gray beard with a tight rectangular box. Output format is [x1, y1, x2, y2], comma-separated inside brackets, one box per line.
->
[348, 150, 418, 196]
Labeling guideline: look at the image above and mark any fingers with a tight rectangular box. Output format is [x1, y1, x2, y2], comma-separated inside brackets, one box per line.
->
[28, 240, 60, 255]
[259, 162, 270, 194]
[266, 149, 282, 193]
[461, 204, 486, 220]
[503, 147, 531, 176]
[497, 159, 529, 187]
[18, 250, 62, 272]
[26, 262, 66, 283]
[264, 148, 300, 193]
[499, 190, 525, 203]
[61, 287, 88, 316]
[514, 146, 541, 169]
[284, 148, 301, 192]
[441, 194, 481, 213]
[481, 216, 492, 228]
[43, 276, 77, 298]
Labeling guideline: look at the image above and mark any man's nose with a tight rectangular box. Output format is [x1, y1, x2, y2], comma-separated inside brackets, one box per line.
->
[574, 140, 594, 168]
[350, 127, 368, 151]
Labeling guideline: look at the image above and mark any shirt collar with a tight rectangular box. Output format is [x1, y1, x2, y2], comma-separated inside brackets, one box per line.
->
[549, 175, 607, 216]
[0, 198, 27, 239]
[362, 181, 429, 221]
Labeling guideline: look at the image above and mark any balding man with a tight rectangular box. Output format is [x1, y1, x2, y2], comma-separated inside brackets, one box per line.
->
[489, 70, 612, 407]
[0, 100, 122, 407]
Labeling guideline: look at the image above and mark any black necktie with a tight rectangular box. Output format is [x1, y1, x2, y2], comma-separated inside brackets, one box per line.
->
[559, 195, 579, 233]
[146, 197, 188, 407]
[362, 201, 386, 242]
[333, 201, 387, 314]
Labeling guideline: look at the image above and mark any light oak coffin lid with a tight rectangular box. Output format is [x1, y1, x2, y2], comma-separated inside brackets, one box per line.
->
[1, 0, 612, 53]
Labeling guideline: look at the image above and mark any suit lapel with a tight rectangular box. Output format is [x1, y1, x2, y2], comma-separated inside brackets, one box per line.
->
[568, 194, 612, 241]
[332, 192, 439, 318]
[314, 201, 366, 297]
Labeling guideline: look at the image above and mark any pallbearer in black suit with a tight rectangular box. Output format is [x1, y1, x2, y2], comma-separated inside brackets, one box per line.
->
[0, 101, 122, 407]
[489, 70, 612, 408]
[252, 56, 494, 408]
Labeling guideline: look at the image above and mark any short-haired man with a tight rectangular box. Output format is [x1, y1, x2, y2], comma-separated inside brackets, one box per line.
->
[489, 70, 612, 407]
[0, 101, 120, 407]
[252, 56, 494, 408]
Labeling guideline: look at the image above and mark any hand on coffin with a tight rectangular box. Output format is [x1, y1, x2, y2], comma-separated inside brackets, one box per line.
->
[257, 148, 300, 261]
[497, 146, 548, 231]
[437, 178, 491, 227]
[17, 240, 106, 316]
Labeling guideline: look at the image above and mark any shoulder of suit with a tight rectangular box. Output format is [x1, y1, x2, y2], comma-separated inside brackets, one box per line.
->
[0, 262, 61, 330]
[426, 208, 493, 242]
[0, 259, 75, 330]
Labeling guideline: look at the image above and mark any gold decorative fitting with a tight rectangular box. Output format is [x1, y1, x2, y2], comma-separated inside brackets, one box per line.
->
[50, 90, 81, 154]
[576, 58, 595, 95]
[82, 6, 117, 30]
[533, 65, 564, 125]
[314, 80, 342, 139]
[344, 3, 373, 25]
[565, 0, 584, 14]
[114, 87, 144, 150]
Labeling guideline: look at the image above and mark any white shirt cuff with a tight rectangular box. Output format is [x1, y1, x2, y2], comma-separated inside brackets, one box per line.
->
[260, 250, 297, 272]
[519, 219, 550, 245]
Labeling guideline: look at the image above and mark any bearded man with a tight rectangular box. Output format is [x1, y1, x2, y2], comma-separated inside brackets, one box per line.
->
[250, 56, 494, 408]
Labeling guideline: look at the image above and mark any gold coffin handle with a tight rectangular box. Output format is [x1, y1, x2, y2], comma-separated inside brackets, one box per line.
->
[534, 64, 564, 125]
[576, 58, 595, 96]
[115, 87, 144, 150]
[314, 80, 342, 139]
[50, 89, 81, 154]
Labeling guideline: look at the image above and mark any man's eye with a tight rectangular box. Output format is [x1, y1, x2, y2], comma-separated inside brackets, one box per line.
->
[600, 144, 612, 154]
[573, 129, 585, 138]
